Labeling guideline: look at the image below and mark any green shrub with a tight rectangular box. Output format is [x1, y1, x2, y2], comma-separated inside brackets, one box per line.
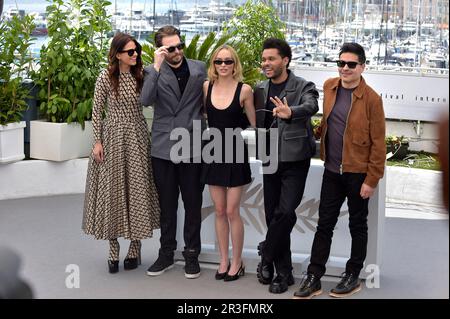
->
[0, 14, 35, 125]
[31, 0, 111, 128]
[222, 0, 286, 69]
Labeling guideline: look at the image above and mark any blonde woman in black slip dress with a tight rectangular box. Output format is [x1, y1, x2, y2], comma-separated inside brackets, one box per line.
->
[201, 45, 256, 282]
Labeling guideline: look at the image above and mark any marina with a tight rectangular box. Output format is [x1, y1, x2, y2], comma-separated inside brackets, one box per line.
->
[1, 1, 448, 152]
[1, 0, 448, 69]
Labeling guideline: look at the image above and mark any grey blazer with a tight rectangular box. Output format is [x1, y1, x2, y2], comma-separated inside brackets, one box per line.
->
[254, 70, 319, 162]
[141, 59, 207, 161]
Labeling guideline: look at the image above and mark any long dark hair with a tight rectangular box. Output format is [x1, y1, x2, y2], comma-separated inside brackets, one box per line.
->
[108, 32, 143, 97]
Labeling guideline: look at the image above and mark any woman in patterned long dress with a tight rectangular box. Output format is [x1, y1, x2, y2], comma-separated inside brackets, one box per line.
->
[82, 33, 160, 273]
[200, 45, 256, 281]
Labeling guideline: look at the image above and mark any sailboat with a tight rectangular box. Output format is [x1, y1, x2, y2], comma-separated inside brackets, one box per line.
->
[110, 0, 153, 40]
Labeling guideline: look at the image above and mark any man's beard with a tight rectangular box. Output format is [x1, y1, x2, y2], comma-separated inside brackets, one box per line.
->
[166, 54, 183, 66]
[267, 66, 283, 80]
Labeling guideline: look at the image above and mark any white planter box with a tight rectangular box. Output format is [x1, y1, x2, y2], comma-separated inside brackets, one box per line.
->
[0, 121, 26, 164]
[30, 120, 93, 161]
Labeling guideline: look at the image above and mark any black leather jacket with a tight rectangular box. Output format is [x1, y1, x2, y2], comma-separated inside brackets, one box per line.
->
[254, 70, 319, 162]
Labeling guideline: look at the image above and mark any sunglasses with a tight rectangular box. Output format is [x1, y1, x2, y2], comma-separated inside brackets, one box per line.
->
[167, 42, 185, 53]
[120, 48, 139, 57]
[336, 60, 361, 69]
[213, 59, 234, 65]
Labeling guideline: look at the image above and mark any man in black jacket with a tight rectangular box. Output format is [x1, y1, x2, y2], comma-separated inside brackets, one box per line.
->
[254, 38, 319, 294]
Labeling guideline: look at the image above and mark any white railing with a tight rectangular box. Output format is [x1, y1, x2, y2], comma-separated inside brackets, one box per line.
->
[292, 60, 449, 76]
[291, 63, 449, 122]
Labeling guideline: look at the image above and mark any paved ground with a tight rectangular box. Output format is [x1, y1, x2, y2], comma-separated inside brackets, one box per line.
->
[0, 194, 448, 299]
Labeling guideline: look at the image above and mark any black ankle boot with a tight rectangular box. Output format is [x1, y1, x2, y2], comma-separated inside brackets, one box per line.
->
[256, 241, 274, 285]
[269, 272, 295, 294]
[124, 251, 141, 270]
[108, 260, 119, 274]
[124, 242, 141, 270]
[329, 273, 361, 298]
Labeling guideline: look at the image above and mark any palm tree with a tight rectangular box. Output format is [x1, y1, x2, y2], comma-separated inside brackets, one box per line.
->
[141, 31, 263, 87]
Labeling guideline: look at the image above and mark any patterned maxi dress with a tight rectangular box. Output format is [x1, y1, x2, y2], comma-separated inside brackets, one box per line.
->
[82, 70, 160, 240]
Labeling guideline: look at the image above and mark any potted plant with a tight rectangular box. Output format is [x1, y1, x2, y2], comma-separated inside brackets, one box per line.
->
[0, 14, 35, 163]
[30, 0, 111, 161]
[311, 117, 322, 158]
[386, 134, 409, 160]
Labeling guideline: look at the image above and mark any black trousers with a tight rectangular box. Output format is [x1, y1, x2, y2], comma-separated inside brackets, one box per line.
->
[308, 169, 369, 278]
[263, 159, 311, 275]
[152, 157, 204, 256]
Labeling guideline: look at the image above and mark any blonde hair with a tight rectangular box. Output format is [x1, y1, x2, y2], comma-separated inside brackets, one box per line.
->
[207, 45, 243, 82]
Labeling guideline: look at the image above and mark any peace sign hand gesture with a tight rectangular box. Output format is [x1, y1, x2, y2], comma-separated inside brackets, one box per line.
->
[270, 96, 292, 119]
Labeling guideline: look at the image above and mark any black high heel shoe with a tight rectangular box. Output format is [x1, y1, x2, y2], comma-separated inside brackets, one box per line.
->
[108, 260, 119, 274]
[224, 263, 245, 282]
[215, 262, 230, 280]
[124, 243, 142, 270]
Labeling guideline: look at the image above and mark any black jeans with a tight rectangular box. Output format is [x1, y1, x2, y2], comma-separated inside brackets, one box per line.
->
[152, 157, 204, 256]
[263, 159, 311, 275]
[308, 169, 369, 278]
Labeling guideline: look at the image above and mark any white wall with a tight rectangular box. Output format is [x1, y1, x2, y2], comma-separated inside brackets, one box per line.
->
[0, 159, 88, 200]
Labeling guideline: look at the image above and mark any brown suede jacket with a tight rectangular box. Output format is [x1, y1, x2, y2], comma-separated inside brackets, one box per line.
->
[317, 76, 386, 188]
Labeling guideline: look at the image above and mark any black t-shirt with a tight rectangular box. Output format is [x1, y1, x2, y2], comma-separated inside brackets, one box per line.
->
[265, 77, 288, 129]
[169, 58, 190, 95]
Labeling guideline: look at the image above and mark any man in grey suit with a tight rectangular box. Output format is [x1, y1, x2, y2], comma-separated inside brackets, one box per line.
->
[141, 26, 206, 279]
[254, 38, 319, 293]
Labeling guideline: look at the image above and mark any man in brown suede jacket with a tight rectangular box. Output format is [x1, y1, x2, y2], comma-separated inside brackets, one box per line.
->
[293, 43, 386, 299]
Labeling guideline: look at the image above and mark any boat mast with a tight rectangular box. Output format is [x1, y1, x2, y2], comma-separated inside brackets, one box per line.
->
[414, 0, 422, 67]
[392, 0, 398, 48]
[217, 0, 220, 28]
[129, 0, 133, 34]
[377, 0, 385, 65]
[170, 0, 173, 25]
[302, 0, 307, 36]
[153, 0, 156, 31]
[384, 0, 389, 64]
[317, 0, 322, 53]
[323, 0, 327, 57]
[357, 0, 363, 43]
[342, 0, 348, 44]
